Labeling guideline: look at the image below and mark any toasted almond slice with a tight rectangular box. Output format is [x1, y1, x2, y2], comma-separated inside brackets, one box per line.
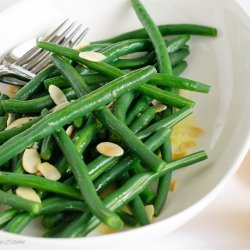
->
[151, 99, 160, 106]
[96, 142, 124, 157]
[52, 101, 70, 112]
[16, 187, 41, 203]
[5, 117, 33, 130]
[73, 42, 90, 50]
[153, 103, 167, 113]
[37, 162, 61, 181]
[145, 205, 154, 221]
[7, 85, 20, 98]
[22, 148, 41, 173]
[66, 125, 74, 137]
[79, 51, 107, 62]
[95, 223, 117, 234]
[169, 179, 177, 192]
[48, 85, 68, 105]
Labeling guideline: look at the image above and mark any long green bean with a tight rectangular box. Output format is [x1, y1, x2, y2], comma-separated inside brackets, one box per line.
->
[0, 189, 41, 214]
[94, 24, 217, 44]
[149, 74, 211, 93]
[131, 0, 172, 74]
[53, 128, 123, 229]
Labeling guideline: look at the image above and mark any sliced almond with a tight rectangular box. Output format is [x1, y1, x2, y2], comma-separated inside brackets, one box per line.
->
[5, 117, 33, 130]
[48, 85, 68, 105]
[153, 103, 167, 113]
[16, 187, 41, 203]
[66, 125, 74, 137]
[145, 205, 154, 221]
[151, 99, 161, 106]
[95, 223, 117, 234]
[79, 51, 107, 62]
[169, 179, 177, 192]
[96, 142, 124, 157]
[7, 85, 19, 98]
[37, 162, 61, 181]
[73, 42, 90, 50]
[52, 101, 70, 112]
[22, 148, 41, 173]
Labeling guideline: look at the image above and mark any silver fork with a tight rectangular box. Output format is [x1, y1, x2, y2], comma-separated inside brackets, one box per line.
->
[0, 19, 88, 86]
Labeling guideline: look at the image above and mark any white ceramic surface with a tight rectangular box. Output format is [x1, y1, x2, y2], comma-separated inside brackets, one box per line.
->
[0, 0, 250, 249]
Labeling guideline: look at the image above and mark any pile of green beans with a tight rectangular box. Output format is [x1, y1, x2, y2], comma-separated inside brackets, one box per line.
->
[0, 0, 216, 238]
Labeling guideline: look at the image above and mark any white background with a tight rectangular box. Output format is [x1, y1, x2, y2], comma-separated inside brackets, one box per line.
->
[0, 1, 250, 249]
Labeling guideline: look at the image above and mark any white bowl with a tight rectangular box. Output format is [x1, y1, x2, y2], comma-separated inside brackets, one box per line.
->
[0, 0, 250, 249]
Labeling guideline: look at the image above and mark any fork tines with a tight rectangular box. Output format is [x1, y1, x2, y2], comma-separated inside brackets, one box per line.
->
[14, 19, 88, 74]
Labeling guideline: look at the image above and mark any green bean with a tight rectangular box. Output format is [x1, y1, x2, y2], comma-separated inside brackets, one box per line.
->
[137, 84, 194, 109]
[110, 46, 188, 70]
[113, 92, 136, 123]
[131, 0, 172, 74]
[13, 65, 56, 101]
[169, 48, 189, 67]
[128, 106, 156, 134]
[60, 150, 207, 237]
[56, 115, 100, 175]
[0, 116, 7, 132]
[94, 24, 217, 44]
[44, 74, 108, 90]
[149, 74, 211, 93]
[129, 161, 155, 205]
[0, 209, 18, 227]
[4, 197, 87, 234]
[121, 172, 150, 226]
[172, 61, 188, 76]
[154, 135, 172, 216]
[125, 96, 152, 125]
[101, 39, 152, 63]
[1, 88, 76, 114]
[110, 52, 154, 69]
[51, 55, 165, 172]
[0, 66, 156, 166]
[53, 128, 123, 229]
[0, 189, 41, 214]
[42, 212, 65, 229]
[129, 196, 150, 226]
[94, 127, 171, 194]
[0, 93, 9, 116]
[40, 135, 55, 160]
[0, 172, 82, 200]
[117, 210, 138, 227]
[4, 212, 35, 233]
[137, 106, 192, 140]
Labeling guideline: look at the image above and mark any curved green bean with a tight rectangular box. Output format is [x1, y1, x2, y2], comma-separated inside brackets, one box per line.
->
[131, 0, 172, 74]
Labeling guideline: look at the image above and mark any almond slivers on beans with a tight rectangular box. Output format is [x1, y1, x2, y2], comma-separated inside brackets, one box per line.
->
[16, 187, 41, 203]
[96, 142, 124, 157]
[37, 162, 61, 181]
[48, 85, 68, 105]
[79, 51, 107, 62]
[22, 148, 41, 174]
